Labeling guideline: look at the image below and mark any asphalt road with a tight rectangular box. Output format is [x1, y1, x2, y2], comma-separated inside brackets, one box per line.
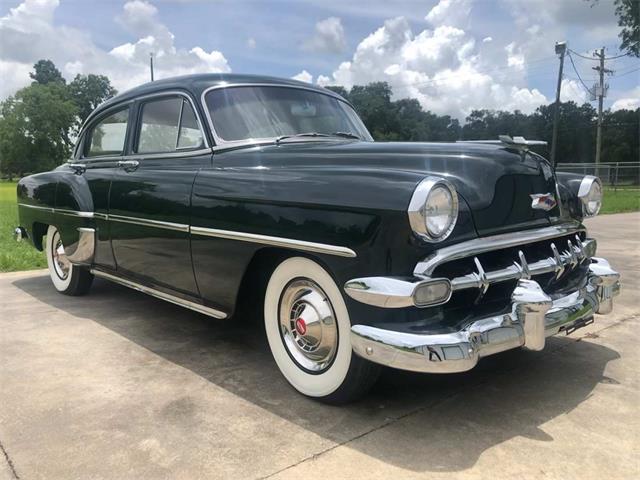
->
[1, 212, 638, 480]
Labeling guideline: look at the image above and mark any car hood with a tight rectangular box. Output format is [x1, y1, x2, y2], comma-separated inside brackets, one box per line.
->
[223, 140, 560, 236]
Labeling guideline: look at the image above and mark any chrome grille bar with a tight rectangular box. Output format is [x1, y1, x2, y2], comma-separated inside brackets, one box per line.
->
[448, 236, 596, 293]
[414, 222, 585, 276]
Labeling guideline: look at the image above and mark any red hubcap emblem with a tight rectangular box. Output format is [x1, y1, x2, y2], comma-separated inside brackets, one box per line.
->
[295, 318, 307, 335]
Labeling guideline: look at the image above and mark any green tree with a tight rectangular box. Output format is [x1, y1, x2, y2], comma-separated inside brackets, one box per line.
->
[68, 74, 117, 124]
[348, 82, 401, 140]
[29, 59, 66, 85]
[601, 108, 640, 165]
[0, 83, 77, 178]
[614, 0, 640, 57]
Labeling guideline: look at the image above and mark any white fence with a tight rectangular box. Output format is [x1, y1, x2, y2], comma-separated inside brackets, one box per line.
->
[556, 162, 640, 186]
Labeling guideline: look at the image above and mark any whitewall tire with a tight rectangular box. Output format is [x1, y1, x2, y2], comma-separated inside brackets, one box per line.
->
[45, 225, 93, 296]
[264, 256, 379, 403]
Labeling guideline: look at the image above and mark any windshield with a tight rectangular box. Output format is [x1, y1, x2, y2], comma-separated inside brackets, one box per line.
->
[204, 86, 373, 143]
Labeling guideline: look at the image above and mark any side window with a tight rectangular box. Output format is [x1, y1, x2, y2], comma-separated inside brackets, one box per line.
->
[84, 107, 129, 157]
[137, 97, 204, 153]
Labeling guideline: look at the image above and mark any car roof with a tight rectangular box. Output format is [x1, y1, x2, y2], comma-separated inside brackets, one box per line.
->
[88, 73, 346, 125]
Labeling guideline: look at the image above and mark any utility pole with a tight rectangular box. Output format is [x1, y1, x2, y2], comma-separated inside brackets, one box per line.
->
[593, 47, 612, 172]
[150, 53, 154, 82]
[550, 41, 566, 167]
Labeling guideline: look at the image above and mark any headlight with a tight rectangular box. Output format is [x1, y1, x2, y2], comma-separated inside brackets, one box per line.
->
[577, 176, 602, 217]
[408, 177, 459, 242]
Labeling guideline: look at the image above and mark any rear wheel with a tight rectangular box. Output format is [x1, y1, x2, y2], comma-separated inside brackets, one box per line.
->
[264, 256, 380, 404]
[45, 225, 93, 296]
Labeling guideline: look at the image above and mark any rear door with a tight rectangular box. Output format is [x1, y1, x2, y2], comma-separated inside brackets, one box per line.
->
[108, 92, 212, 299]
[57, 103, 133, 269]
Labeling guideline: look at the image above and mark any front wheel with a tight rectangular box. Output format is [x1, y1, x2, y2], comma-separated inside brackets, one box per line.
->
[45, 225, 94, 296]
[264, 257, 380, 404]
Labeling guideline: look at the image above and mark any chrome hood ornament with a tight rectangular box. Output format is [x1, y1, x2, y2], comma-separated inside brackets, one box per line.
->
[530, 193, 557, 211]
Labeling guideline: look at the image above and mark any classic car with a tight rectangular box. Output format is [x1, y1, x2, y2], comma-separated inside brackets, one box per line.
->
[15, 74, 620, 403]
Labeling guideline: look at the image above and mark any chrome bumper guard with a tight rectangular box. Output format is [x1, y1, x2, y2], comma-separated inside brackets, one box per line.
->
[350, 259, 620, 373]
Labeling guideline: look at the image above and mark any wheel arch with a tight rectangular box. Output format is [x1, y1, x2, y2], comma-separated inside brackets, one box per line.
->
[232, 246, 344, 322]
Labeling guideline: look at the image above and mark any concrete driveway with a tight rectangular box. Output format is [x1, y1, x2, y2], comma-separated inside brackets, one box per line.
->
[1, 213, 638, 480]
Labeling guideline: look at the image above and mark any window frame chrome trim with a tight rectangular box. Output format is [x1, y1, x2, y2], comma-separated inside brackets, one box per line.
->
[190, 225, 357, 258]
[122, 148, 213, 160]
[91, 269, 227, 319]
[80, 102, 134, 160]
[200, 83, 370, 149]
[414, 222, 586, 277]
[132, 90, 210, 154]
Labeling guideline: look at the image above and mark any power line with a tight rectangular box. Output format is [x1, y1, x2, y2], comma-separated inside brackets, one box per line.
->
[566, 52, 591, 93]
[568, 47, 634, 61]
[612, 66, 640, 78]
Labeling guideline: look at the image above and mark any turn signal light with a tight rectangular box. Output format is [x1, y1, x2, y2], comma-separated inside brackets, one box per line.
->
[413, 279, 452, 307]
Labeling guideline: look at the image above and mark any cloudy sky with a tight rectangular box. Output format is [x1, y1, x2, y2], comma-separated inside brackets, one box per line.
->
[0, 0, 638, 120]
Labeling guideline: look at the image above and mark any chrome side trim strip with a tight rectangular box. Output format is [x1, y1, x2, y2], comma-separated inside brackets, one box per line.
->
[190, 226, 357, 258]
[91, 269, 227, 319]
[18, 203, 356, 256]
[109, 214, 189, 232]
[19, 203, 97, 219]
[414, 222, 585, 276]
[17, 203, 54, 214]
[57, 208, 95, 218]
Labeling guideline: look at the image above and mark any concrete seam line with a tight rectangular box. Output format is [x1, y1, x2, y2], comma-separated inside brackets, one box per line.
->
[0, 439, 20, 480]
[257, 314, 639, 480]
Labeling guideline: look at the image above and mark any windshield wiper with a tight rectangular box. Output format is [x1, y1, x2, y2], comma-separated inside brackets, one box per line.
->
[275, 132, 331, 144]
[275, 131, 361, 144]
[331, 131, 360, 139]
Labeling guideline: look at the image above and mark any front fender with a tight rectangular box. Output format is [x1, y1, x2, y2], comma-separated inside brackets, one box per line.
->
[556, 172, 586, 220]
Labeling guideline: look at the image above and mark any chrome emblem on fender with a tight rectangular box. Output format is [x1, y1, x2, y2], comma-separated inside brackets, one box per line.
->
[530, 193, 557, 211]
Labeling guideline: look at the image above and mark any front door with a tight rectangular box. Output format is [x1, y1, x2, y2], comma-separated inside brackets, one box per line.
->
[108, 93, 211, 299]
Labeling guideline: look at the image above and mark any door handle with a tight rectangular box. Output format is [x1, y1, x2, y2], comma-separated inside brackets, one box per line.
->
[68, 163, 87, 174]
[117, 160, 139, 171]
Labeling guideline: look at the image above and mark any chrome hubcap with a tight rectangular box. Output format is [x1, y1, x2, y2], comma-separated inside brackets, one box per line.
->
[279, 279, 338, 372]
[51, 231, 70, 280]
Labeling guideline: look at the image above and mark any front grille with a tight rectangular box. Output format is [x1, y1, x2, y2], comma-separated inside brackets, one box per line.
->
[426, 231, 593, 303]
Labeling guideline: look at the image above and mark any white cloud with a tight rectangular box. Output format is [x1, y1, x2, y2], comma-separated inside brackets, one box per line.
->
[425, 0, 472, 28]
[560, 78, 588, 104]
[505, 42, 524, 71]
[317, 12, 548, 119]
[0, 0, 230, 99]
[304, 17, 347, 53]
[611, 86, 640, 111]
[482, 36, 492, 43]
[292, 70, 313, 83]
[247, 37, 256, 49]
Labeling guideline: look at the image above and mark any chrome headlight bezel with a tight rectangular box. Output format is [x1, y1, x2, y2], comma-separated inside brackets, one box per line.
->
[408, 176, 459, 242]
[577, 175, 602, 217]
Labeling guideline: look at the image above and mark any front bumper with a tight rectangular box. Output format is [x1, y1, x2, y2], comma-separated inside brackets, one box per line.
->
[350, 258, 620, 373]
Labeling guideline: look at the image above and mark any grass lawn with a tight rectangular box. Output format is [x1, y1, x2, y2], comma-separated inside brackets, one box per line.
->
[0, 181, 47, 272]
[0, 180, 638, 272]
[601, 187, 640, 214]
